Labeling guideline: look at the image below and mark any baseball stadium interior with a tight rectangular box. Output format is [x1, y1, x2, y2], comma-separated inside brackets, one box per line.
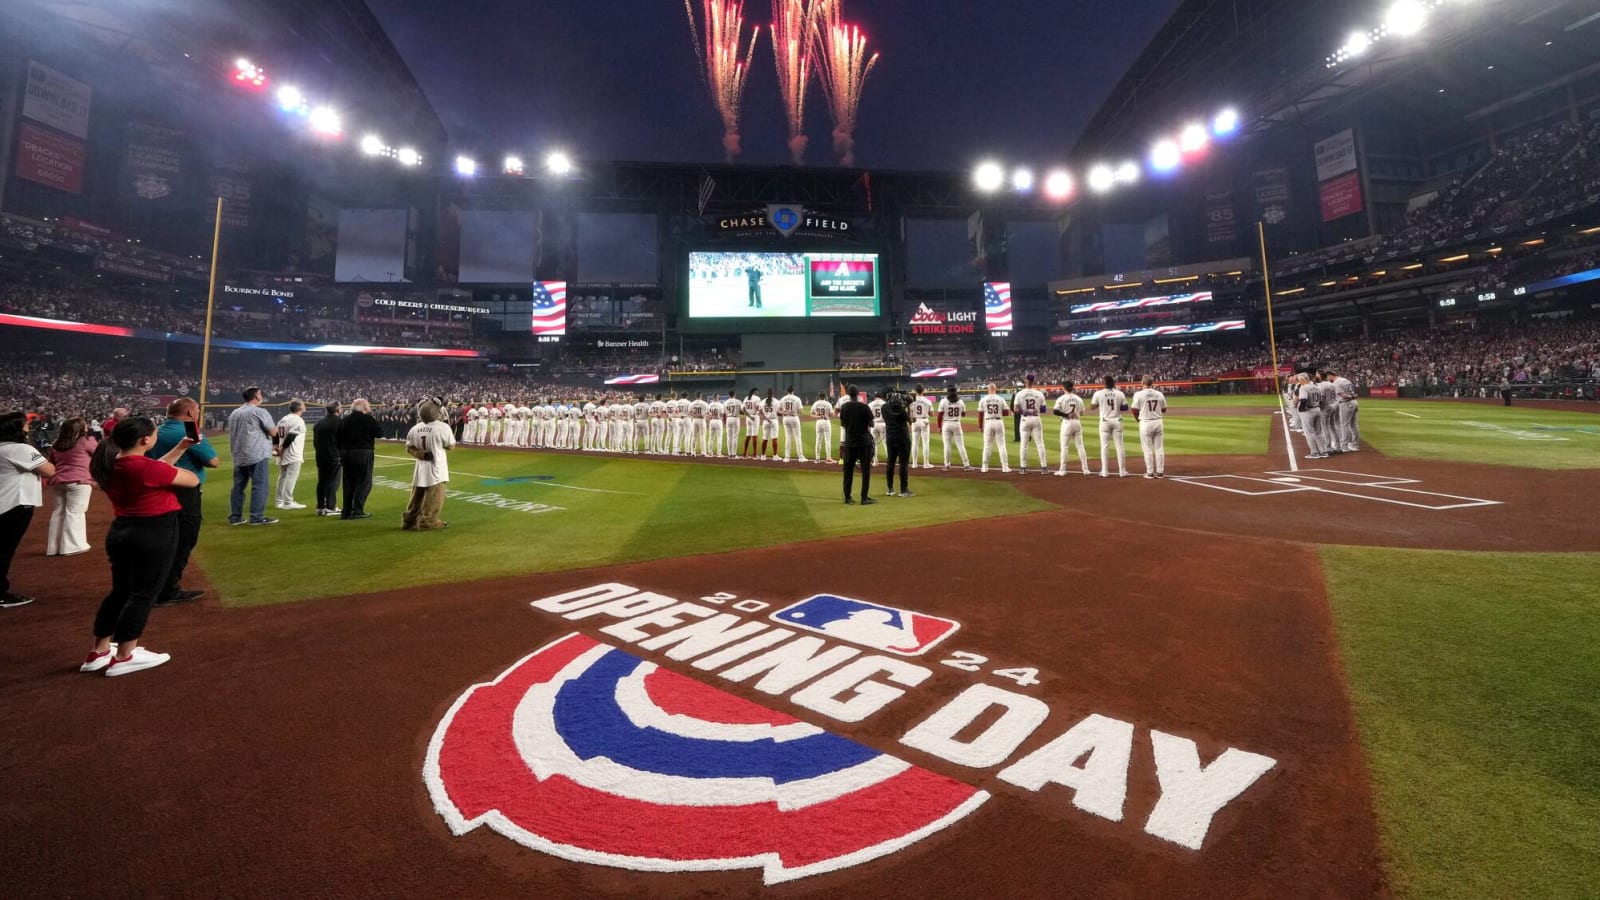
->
[3, 0, 1598, 896]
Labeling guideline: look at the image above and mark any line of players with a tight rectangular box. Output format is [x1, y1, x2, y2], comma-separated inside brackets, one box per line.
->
[1282, 369, 1361, 460]
[458, 374, 1171, 478]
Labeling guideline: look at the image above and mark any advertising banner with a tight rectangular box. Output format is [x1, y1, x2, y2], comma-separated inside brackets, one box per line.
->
[22, 61, 92, 139]
[1319, 172, 1364, 222]
[15, 122, 85, 194]
[123, 122, 184, 202]
[1314, 130, 1357, 182]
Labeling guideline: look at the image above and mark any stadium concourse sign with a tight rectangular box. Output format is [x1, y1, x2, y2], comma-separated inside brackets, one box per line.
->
[909, 303, 979, 336]
[713, 205, 852, 239]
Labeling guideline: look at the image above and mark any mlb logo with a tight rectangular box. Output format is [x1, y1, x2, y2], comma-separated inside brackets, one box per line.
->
[769, 595, 960, 657]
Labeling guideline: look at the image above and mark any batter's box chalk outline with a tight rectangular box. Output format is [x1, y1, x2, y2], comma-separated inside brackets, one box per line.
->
[1264, 469, 1419, 486]
[1168, 475, 1316, 496]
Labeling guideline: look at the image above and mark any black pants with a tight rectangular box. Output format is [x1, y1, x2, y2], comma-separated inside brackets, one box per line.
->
[159, 486, 202, 602]
[94, 513, 178, 644]
[340, 449, 374, 516]
[1, 504, 35, 596]
[884, 436, 911, 492]
[1501, 390, 1512, 406]
[842, 440, 874, 500]
[316, 458, 342, 510]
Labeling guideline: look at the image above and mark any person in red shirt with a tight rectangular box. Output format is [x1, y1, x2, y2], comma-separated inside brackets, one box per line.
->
[101, 407, 129, 437]
[81, 417, 198, 677]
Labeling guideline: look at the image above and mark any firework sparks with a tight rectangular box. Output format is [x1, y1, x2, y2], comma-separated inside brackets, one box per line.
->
[684, 0, 762, 162]
[770, 0, 819, 164]
[811, 0, 878, 167]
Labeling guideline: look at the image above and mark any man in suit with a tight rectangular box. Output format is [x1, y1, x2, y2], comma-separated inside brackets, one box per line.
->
[337, 398, 384, 520]
[313, 403, 343, 517]
[838, 385, 877, 506]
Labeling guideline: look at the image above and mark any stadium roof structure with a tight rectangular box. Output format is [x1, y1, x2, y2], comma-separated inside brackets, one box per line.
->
[1075, 0, 1600, 158]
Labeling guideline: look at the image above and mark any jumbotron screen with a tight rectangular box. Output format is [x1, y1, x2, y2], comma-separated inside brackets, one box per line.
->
[687, 251, 880, 318]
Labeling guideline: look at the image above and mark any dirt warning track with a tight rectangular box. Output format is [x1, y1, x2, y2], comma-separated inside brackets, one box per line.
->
[2, 503, 1386, 898]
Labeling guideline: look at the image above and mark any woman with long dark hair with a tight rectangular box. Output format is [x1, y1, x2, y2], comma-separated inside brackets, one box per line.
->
[1, 411, 56, 608]
[46, 416, 97, 557]
[81, 416, 197, 677]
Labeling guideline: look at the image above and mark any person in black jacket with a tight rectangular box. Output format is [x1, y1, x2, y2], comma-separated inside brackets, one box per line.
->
[313, 403, 343, 516]
[881, 389, 913, 497]
[337, 398, 383, 520]
[838, 385, 876, 505]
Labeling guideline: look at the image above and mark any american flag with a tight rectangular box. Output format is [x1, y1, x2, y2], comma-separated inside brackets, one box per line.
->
[530, 281, 567, 336]
[983, 282, 1013, 333]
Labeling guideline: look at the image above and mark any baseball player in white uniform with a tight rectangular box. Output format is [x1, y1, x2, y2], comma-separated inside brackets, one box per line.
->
[633, 398, 650, 453]
[1090, 376, 1129, 478]
[742, 390, 763, 457]
[834, 390, 850, 458]
[1130, 375, 1168, 479]
[487, 404, 505, 446]
[645, 395, 664, 453]
[1052, 382, 1090, 476]
[811, 393, 835, 463]
[723, 395, 742, 457]
[568, 402, 585, 450]
[704, 395, 724, 457]
[868, 393, 887, 465]
[909, 389, 933, 469]
[778, 387, 807, 462]
[760, 391, 781, 459]
[977, 383, 1011, 474]
[938, 388, 971, 470]
[688, 395, 709, 456]
[1014, 375, 1048, 473]
[463, 406, 479, 444]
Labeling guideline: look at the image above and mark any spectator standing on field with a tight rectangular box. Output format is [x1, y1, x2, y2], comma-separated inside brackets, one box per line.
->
[402, 398, 455, 531]
[45, 417, 96, 557]
[274, 400, 307, 510]
[226, 388, 278, 526]
[313, 402, 343, 517]
[147, 398, 217, 607]
[81, 417, 197, 677]
[1, 411, 56, 607]
[337, 398, 383, 520]
[838, 385, 876, 506]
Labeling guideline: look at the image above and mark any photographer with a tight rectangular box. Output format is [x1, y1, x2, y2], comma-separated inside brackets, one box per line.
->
[838, 385, 876, 505]
[882, 388, 913, 497]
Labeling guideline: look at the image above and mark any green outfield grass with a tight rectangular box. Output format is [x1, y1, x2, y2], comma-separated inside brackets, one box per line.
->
[1353, 400, 1599, 469]
[1321, 547, 1600, 899]
[193, 440, 1053, 607]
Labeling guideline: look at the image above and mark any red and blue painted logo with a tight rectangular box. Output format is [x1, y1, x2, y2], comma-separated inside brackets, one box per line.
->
[769, 594, 961, 657]
[424, 633, 987, 884]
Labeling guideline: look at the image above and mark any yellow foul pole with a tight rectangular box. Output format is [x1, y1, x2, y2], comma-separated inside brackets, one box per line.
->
[198, 197, 223, 424]
[1258, 220, 1298, 472]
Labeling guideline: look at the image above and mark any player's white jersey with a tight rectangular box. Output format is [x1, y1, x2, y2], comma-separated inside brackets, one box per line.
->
[583, 402, 597, 420]
[869, 398, 885, 423]
[779, 393, 802, 417]
[811, 399, 833, 419]
[1014, 388, 1046, 418]
[634, 401, 649, 420]
[1054, 393, 1085, 420]
[649, 400, 666, 419]
[689, 399, 708, 419]
[939, 397, 965, 424]
[910, 397, 933, 422]
[616, 403, 634, 421]
[1091, 388, 1127, 422]
[762, 399, 780, 422]
[723, 398, 742, 418]
[1131, 388, 1167, 421]
[739, 396, 758, 418]
[978, 394, 1009, 421]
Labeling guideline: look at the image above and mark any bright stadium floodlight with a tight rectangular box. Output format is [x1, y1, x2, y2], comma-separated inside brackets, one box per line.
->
[276, 85, 307, 114]
[1385, 0, 1427, 37]
[1344, 30, 1372, 57]
[397, 147, 421, 167]
[454, 155, 478, 177]
[1043, 169, 1074, 201]
[1087, 164, 1115, 194]
[1150, 139, 1182, 173]
[359, 134, 384, 156]
[1212, 107, 1240, 136]
[1011, 167, 1035, 193]
[546, 150, 574, 176]
[308, 106, 341, 137]
[232, 58, 266, 89]
[972, 160, 1004, 192]
[1179, 123, 1209, 153]
[1114, 160, 1140, 184]
[504, 155, 525, 176]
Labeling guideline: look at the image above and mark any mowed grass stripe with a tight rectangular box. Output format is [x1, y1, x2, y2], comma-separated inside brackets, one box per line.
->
[1354, 400, 1600, 470]
[1321, 546, 1600, 899]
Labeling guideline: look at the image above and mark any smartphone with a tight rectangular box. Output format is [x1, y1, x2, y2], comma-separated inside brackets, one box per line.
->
[184, 419, 201, 442]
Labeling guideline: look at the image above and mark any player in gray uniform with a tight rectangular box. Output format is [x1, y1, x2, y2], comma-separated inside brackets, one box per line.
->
[1283, 382, 1300, 433]
[1315, 372, 1340, 454]
[1295, 374, 1327, 459]
[1327, 369, 1360, 452]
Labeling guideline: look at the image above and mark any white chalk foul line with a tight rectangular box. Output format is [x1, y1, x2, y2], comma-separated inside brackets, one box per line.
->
[376, 456, 642, 495]
[1393, 411, 1422, 418]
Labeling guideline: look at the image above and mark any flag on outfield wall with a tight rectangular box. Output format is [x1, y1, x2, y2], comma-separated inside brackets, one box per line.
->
[984, 282, 1013, 333]
[530, 280, 567, 336]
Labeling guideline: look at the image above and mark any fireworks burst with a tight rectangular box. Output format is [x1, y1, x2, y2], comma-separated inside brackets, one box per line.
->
[770, 0, 820, 165]
[684, 0, 762, 162]
[811, 0, 878, 167]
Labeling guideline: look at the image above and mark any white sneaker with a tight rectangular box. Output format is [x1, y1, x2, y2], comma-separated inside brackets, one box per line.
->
[279, 502, 307, 510]
[980, 467, 989, 473]
[105, 646, 171, 677]
[80, 644, 118, 673]
[1054, 470, 1066, 476]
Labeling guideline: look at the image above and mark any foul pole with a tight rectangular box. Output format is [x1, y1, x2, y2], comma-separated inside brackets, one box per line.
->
[1258, 220, 1298, 473]
[198, 197, 223, 425]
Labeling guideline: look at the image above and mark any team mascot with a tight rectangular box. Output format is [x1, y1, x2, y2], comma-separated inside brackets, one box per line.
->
[402, 397, 455, 531]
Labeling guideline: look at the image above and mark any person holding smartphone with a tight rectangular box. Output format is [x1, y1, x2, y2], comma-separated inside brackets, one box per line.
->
[147, 398, 218, 607]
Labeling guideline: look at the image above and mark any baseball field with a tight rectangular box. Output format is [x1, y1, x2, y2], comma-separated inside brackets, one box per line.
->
[3, 395, 1596, 898]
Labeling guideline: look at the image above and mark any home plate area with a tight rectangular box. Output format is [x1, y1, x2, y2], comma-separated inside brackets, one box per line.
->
[1170, 468, 1502, 510]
